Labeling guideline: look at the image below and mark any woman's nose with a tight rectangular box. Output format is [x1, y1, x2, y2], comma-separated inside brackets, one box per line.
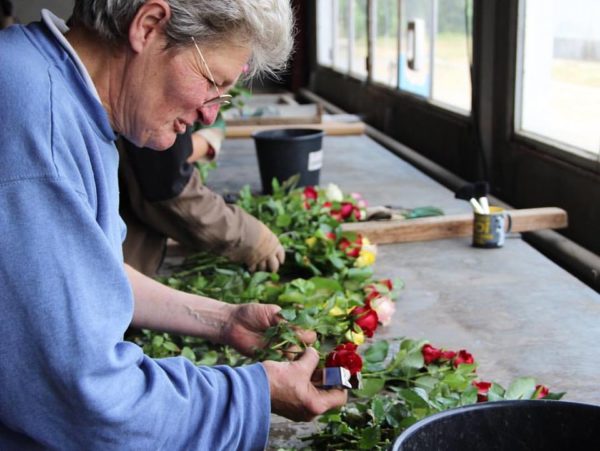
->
[197, 105, 220, 126]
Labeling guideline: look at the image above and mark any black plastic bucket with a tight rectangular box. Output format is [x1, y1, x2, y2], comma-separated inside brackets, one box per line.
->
[392, 400, 600, 451]
[252, 128, 324, 194]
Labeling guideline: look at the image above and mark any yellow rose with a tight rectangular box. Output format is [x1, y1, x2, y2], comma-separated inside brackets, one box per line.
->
[305, 236, 317, 248]
[345, 329, 365, 345]
[328, 306, 345, 317]
[355, 249, 376, 267]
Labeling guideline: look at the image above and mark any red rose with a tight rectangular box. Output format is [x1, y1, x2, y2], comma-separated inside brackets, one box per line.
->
[339, 235, 362, 258]
[325, 232, 336, 240]
[351, 303, 379, 337]
[453, 349, 474, 367]
[440, 350, 457, 360]
[535, 384, 549, 399]
[303, 186, 318, 200]
[365, 290, 381, 303]
[340, 202, 354, 219]
[473, 381, 492, 402]
[326, 342, 363, 375]
[422, 344, 443, 365]
[380, 279, 393, 291]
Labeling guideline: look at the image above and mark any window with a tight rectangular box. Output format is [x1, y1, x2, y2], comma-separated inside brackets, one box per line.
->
[516, 0, 600, 157]
[373, 0, 399, 86]
[317, 0, 334, 67]
[317, 0, 472, 113]
[334, 0, 351, 72]
[350, 0, 369, 78]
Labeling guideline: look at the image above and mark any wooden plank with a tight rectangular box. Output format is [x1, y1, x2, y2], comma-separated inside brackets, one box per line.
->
[341, 207, 568, 244]
[224, 104, 322, 126]
[225, 121, 366, 138]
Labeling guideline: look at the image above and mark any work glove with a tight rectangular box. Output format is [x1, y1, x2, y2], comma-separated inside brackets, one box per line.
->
[246, 222, 285, 273]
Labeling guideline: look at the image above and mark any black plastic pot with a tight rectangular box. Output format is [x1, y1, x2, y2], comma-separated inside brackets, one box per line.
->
[252, 128, 324, 194]
[392, 400, 600, 451]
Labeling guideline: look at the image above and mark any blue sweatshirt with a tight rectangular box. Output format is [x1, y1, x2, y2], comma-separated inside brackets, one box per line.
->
[0, 20, 269, 450]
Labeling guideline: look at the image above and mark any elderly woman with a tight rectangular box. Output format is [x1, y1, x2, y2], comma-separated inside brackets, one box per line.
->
[0, 1, 346, 449]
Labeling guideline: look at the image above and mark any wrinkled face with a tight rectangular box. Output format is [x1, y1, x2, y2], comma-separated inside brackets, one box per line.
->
[118, 35, 250, 150]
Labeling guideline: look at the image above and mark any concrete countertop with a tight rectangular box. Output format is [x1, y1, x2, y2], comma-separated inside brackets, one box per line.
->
[208, 134, 600, 448]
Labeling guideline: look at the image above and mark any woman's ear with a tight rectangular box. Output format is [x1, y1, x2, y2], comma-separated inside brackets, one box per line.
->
[128, 0, 171, 53]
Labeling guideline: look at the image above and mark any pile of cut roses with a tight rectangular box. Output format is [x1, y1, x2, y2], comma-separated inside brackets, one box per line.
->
[126, 180, 563, 450]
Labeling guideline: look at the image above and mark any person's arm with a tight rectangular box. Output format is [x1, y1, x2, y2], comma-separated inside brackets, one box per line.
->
[127, 264, 347, 420]
[118, 132, 284, 275]
[127, 263, 306, 355]
[187, 112, 226, 163]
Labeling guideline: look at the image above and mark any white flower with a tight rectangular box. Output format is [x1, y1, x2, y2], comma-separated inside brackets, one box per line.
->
[371, 296, 396, 327]
[325, 183, 344, 202]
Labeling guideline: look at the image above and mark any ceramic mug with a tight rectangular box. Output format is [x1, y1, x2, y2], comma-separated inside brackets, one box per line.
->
[473, 206, 512, 248]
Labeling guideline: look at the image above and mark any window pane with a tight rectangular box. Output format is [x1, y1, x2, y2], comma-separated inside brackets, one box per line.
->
[517, 0, 600, 156]
[350, 0, 368, 78]
[432, 0, 472, 112]
[373, 0, 399, 86]
[334, 0, 351, 72]
[399, 0, 433, 97]
[317, 0, 334, 67]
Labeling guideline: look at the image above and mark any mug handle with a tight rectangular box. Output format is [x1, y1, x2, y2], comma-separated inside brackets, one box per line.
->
[505, 213, 513, 233]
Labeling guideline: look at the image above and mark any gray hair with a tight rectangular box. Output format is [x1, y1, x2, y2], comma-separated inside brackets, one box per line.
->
[71, 0, 294, 78]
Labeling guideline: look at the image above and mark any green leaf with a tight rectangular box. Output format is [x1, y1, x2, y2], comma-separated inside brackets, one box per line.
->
[414, 375, 439, 392]
[163, 341, 179, 352]
[505, 377, 536, 400]
[399, 388, 429, 409]
[401, 349, 425, 369]
[363, 340, 389, 364]
[181, 346, 196, 362]
[276, 213, 292, 228]
[353, 377, 386, 398]
[279, 308, 297, 321]
[358, 426, 380, 449]
[544, 392, 566, 400]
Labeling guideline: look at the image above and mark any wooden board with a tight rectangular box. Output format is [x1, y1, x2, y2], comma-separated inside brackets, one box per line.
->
[224, 104, 322, 126]
[225, 121, 366, 138]
[341, 207, 568, 244]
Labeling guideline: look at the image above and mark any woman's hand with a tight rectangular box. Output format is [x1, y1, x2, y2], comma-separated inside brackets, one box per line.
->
[219, 303, 316, 357]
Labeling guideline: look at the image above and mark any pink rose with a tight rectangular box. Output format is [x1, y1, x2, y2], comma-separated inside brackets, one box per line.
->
[371, 296, 396, 326]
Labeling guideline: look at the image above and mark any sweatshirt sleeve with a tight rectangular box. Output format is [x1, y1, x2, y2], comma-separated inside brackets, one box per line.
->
[118, 138, 267, 271]
[0, 177, 270, 450]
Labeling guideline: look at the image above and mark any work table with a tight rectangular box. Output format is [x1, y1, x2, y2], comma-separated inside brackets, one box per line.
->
[207, 134, 600, 448]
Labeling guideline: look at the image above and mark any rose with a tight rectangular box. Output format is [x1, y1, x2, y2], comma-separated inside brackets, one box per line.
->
[371, 296, 395, 327]
[351, 303, 378, 337]
[453, 349, 474, 367]
[472, 381, 492, 402]
[339, 235, 362, 258]
[535, 384, 549, 399]
[422, 344, 442, 365]
[326, 342, 363, 375]
[422, 344, 457, 365]
[303, 186, 318, 209]
[303, 186, 318, 200]
[323, 201, 360, 222]
[325, 183, 344, 202]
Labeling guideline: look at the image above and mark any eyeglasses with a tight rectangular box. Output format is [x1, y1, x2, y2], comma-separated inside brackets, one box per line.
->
[191, 37, 232, 108]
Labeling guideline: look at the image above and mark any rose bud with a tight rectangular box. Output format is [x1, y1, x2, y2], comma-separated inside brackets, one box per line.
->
[535, 384, 550, 399]
[473, 381, 492, 402]
[351, 304, 379, 337]
[325, 342, 363, 375]
[453, 349, 475, 368]
[422, 344, 443, 365]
